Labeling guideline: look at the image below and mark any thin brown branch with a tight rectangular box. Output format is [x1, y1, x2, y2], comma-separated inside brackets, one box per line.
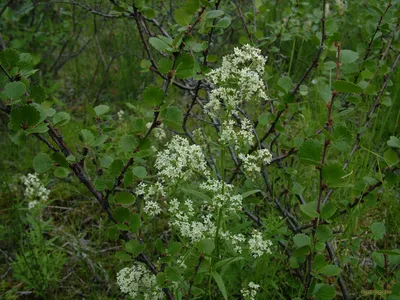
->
[354, 0, 393, 83]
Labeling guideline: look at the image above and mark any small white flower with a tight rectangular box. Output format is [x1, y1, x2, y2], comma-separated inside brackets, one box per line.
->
[241, 281, 260, 300]
[143, 200, 161, 217]
[21, 173, 50, 203]
[219, 118, 254, 149]
[239, 148, 273, 175]
[117, 264, 163, 299]
[146, 122, 166, 140]
[200, 179, 243, 212]
[117, 110, 125, 121]
[205, 44, 267, 117]
[28, 200, 39, 210]
[155, 136, 209, 182]
[248, 230, 273, 258]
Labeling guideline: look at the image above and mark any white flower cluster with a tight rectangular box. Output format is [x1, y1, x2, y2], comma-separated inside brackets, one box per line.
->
[168, 198, 216, 243]
[21, 173, 50, 209]
[221, 230, 246, 253]
[117, 110, 125, 121]
[146, 122, 166, 141]
[117, 264, 163, 300]
[155, 135, 209, 182]
[220, 118, 254, 149]
[241, 281, 260, 300]
[239, 149, 273, 174]
[205, 44, 267, 116]
[200, 179, 243, 212]
[136, 181, 165, 217]
[248, 230, 273, 258]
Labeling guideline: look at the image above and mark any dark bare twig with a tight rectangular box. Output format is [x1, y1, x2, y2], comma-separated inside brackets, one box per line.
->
[292, 0, 326, 95]
[353, 0, 393, 83]
[0, 0, 13, 17]
[104, 157, 135, 202]
[185, 255, 204, 300]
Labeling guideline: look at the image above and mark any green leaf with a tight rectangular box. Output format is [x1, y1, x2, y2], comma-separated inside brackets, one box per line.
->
[142, 85, 164, 106]
[25, 123, 49, 134]
[319, 265, 341, 276]
[387, 136, 400, 148]
[92, 134, 109, 147]
[129, 213, 141, 232]
[215, 16, 231, 28]
[241, 189, 260, 198]
[10, 105, 40, 131]
[300, 201, 319, 218]
[340, 50, 359, 64]
[292, 182, 304, 194]
[384, 149, 398, 166]
[372, 251, 385, 268]
[322, 164, 345, 185]
[94, 104, 110, 116]
[125, 240, 146, 255]
[161, 106, 183, 127]
[316, 225, 333, 242]
[142, 8, 155, 18]
[54, 167, 70, 178]
[325, 19, 338, 36]
[277, 76, 293, 93]
[198, 239, 215, 254]
[293, 233, 311, 248]
[214, 257, 244, 269]
[292, 245, 311, 256]
[120, 135, 137, 152]
[105, 225, 119, 241]
[211, 271, 228, 300]
[80, 129, 95, 145]
[167, 242, 182, 255]
[158, 58, 174, 74]
[149, 37, 172, 52]
[206, 10, 224, 19]
[52, 152, 68, 168]
[33, 153, 53, 173]
[183, 188, 211, 202]
[320, 203, 336, 220]
[0, 48, 20, 68]
[115, 251, 132, 261]
[371, 222, 386, 240]
[165, 267, 181, 282]
[332, 80, 363, 93]
[174, 7, 192, 26]
[52, 112, 71, 126]
[114, 207, 130, 222]
[132, 166, 147, 179]
[299, 140, 321, 165]
[175, 54, 194, 79]
[314, 254, 327, 270]
[258, 113, 269, 125]
[314, 284, 336, 300]
[115, 192, 135, 205]
[3, 81, 26, 99]
[30, 86, 46, 103]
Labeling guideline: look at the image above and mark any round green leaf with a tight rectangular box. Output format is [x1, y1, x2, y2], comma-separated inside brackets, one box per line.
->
[94, 104, 110, 116]
[115, 191, 135, 205]
[10, 105, 41, 131]
[120, 135, 138, 152]
[3, 81, 26, 100]
[54, 167, 70, 178]
[142, 85, 164, 106]
[132, 166, 147, 179]
[52, 112, 71, 126]
[33, 153, 53, 173]
[332, 80, 363, 93]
